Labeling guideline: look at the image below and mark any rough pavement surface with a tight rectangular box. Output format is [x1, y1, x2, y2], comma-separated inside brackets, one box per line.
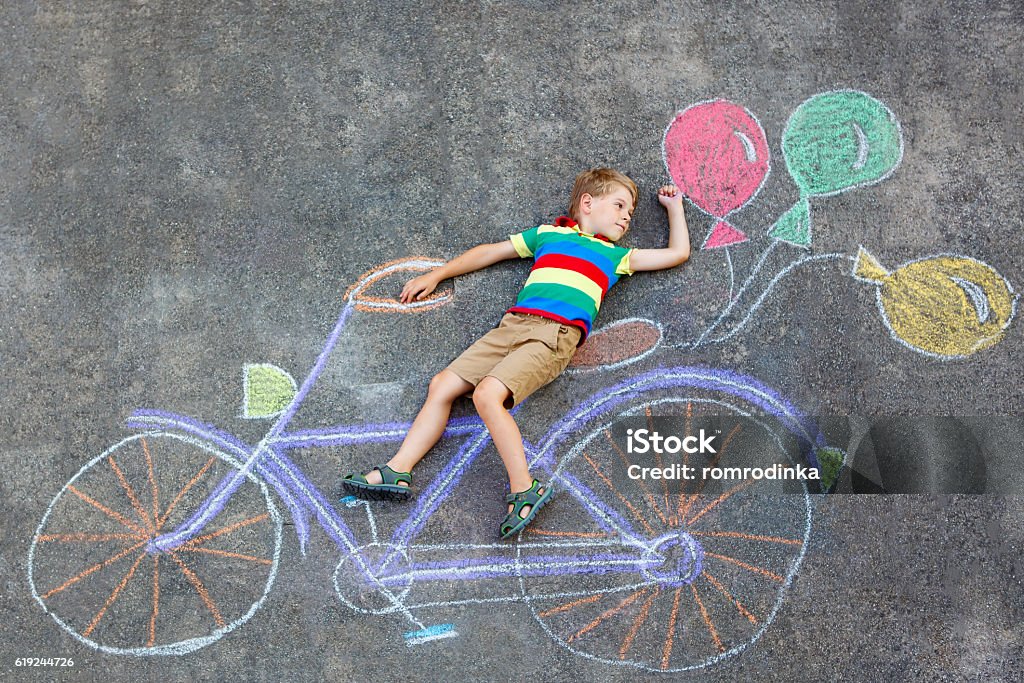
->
[2, 1, 1022, 681]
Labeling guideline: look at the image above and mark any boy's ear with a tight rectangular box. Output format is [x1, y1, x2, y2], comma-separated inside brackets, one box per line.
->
[579, 192, 594, 214]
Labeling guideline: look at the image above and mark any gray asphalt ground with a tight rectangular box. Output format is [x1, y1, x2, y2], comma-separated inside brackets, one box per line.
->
[2, 1, 1022, 681]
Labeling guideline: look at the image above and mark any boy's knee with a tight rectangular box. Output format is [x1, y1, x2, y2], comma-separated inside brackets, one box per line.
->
[427, 370, 472, 402]
[428, 372, 450, 394]
[472, 377, 511, 411]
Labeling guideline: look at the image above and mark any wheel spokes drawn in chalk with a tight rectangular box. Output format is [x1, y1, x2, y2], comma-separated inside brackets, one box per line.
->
[28, 433, 283, 655]
[518, 395, 811, 672]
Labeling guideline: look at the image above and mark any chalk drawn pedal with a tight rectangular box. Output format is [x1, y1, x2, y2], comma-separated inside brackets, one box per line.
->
[341, 465, 413, 502]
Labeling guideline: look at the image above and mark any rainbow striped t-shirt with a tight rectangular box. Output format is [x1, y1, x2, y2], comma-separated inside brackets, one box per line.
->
[507, 219, 634, 342]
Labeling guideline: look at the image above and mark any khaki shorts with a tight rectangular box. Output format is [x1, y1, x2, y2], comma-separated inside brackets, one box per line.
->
[446, 312, 582, 408]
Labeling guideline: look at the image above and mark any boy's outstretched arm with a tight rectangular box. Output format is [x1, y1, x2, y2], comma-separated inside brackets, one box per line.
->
[400, 240, 519, 302]
[629, 185, 691, 272]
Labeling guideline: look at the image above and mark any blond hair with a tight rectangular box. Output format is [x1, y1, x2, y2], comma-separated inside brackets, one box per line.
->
[567, 168, 639, 221]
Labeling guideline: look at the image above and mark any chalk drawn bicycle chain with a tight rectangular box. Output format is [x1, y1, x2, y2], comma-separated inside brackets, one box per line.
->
[29, 258, 832, 672]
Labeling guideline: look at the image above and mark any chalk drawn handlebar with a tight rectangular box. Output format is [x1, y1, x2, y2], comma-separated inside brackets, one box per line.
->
[344, 257, 454, 314]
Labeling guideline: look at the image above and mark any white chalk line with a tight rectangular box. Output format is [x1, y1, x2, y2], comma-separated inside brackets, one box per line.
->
[695, 252, 855, 347]
[341, 497, 380, 545]
[383, 557, 650, 583]
[270, 427, 409, 446]
[408, 539, 627, 551]
[27, 432, 284, 656]
[726, 247, 736, 301]
[690, 240, 780, 348]
[852, 122, 869, 170]
[403, 580, 657, 611]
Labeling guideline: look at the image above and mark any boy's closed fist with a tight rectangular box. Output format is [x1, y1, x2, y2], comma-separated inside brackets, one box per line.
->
[657, 184, 684, 209]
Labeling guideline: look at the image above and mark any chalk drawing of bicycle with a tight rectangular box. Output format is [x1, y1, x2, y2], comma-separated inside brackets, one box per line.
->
[28, 255, 839, 672]
[27, 90, 1016, 673]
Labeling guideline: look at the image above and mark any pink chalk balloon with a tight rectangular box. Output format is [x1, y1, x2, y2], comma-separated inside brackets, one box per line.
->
[663, 100, 771, 249]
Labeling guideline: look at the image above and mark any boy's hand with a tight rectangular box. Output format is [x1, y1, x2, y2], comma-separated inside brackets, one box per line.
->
[401, 271, 441, 303]
[657, 184, 684, 209]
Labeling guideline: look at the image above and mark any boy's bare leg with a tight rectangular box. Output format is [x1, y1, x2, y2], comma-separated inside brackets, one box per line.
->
[472, 376, 545, 515]
[361, 370, 473, 485]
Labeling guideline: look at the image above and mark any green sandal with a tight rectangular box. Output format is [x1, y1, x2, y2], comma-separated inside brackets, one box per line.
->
[500, 480, 553, 539]
[342, 465, 413, 501]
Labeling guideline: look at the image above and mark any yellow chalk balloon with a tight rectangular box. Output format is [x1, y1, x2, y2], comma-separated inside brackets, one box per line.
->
[853, 247, 1017, 358]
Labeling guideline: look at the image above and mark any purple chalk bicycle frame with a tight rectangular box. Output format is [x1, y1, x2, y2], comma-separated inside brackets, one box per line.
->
[131, 293, 823, 586]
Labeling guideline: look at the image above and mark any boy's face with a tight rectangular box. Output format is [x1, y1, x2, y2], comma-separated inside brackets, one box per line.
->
[578, 184, 635, 242]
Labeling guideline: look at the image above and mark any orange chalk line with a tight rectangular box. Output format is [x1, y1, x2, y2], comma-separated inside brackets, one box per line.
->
[537, 593, 604, 618]
[344, 257, 452, 314]
[83, 550, 147, 638]
[41, 539, 149, 600]
[703, 571, 759, 625]
[619, 588, 661, 660]
[691, 584, 724, 654]
[604, 429, 669, 527]
[582, 452, 656, 536]
[141, 438, 160, 533]
[686, 478, 757, 527]
[180, 547, 273, 566]
[148, 555, 160, 648]
[679, 422, 742, 521]
[38, 532, 144, 543]
[646, 407, 673, 525]
[567, 588, 649, 643]
[660, 587, 684, 670]
[704, 552, 784, 583]
[158, 457, 216, 529]
[526, 529, 609, 538]
[177, 513, 270, 550]
[108, 456, 156, 534]
[168, 552, 226, 628]
[690, 530, 803, 546]
[66, 485, 148, 537]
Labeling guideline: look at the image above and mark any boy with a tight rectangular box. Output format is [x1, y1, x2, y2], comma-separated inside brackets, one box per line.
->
[343, 168, 690, 538]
